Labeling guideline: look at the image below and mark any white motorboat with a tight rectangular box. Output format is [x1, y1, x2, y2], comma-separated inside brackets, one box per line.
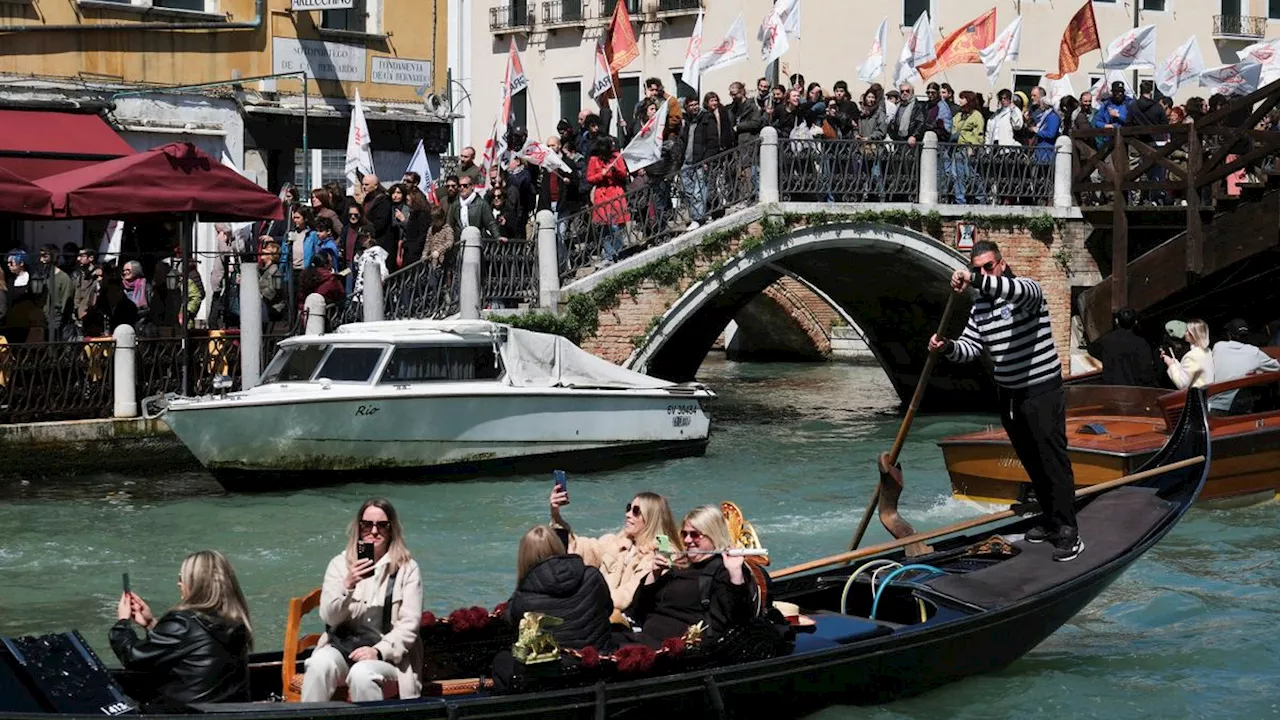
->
[152, 320, 714, 491]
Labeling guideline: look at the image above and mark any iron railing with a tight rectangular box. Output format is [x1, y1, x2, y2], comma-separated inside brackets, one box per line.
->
[137, 335, 242, 398]
[779, 139, 920, 203]
[656, 0, 700, 12]
[0, 339, 115, 424]
[542, 0, 586, 25]
[490, 2, 533, 31]
[601, 0, 640, 16]
[1213, 15, 1266, 38]
[482, 238, 539, 306]
[937, 143, 1054, 206]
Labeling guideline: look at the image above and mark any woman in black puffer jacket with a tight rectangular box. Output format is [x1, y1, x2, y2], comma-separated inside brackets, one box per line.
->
[505, 526, 617, 652]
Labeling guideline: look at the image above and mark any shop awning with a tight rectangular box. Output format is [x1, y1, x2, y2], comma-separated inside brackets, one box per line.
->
[37, 142, 284, 221]
[0, 109, 135, 180]
[0, 165, 52, 216]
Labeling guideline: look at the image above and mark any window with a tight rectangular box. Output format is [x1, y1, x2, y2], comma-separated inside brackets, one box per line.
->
[902, 0, 929, 26]
[315, 346, 386, 382]
[1271, 0, 1280, 19]
[262, 345, 328, 384]
[604, 0, 641, 14]
[379, 344, 503, 383]
[672, 71, 698, 102]
[509, 90, 528, 133]
[558, 82, 581, 129]
[1142, 0, 1165, 9]
[1013, 73, 1041, 98]
[293, 149, 348, 191]
[322, 0, 369, 33]
[618, 76, 640, 137]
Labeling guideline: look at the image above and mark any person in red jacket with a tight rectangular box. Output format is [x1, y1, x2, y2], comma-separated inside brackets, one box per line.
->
[296, 254, 346, 314]
[585, 137, 630, 266]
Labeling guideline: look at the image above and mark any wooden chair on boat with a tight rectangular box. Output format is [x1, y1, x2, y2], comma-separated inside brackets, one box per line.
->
[281, 587, 398, 703]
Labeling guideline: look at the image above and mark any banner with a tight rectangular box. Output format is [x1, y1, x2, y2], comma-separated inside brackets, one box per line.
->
[1237, 38, 1280, 86]
[698, 14, 749, 77]
[404, 140, 438, 205]
[1047, 0, 1099, 79]
[856, 18, 887, 83]
[605, 0, 639, 74]
[344, 89, 373, 192]
[1156, 36, 1205, 98]
[979, 16, 1022, 86]
[759, 7, 789, 65]
[919, 8, 996, 81]
[682, 11, 705, 91]
[588, 40, 614, 101]
[621, 95, 670, 172]
[503, 37, 529, 98]
[1200, 61, 1263, 97]
[518, 140, 571, 174]
[776, 0, 800, 38]
[894, 10, 936, 86]
[1101, 24, 1157, 71]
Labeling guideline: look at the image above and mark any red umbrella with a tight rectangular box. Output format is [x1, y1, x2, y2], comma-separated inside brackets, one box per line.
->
[37, 142, 284, 221]
[0, 165, 53, 216]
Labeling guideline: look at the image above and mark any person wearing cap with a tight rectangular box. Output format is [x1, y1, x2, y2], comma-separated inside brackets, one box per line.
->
[1088, 308, 1156, 387]
[1210, 319, 1280, 414]
[1161, 319, 1214, 390]
[1093, 81, 1132, 130]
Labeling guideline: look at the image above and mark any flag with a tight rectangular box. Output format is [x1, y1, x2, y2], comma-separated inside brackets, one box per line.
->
[979, 16, 1022, 86]
[621, 96, 669, 172]
[894, 11, 936, 86]
[682, 10, 705, 90]
[604, 0, 638, 74]
[405, 140, 438, 204]
[1157, 36, 1205, 98]
[1088, 69, 1132, 99]
[698, 14, 749, 77]
[503, 37, 529, 98]
[1037, 74, 1075, 109]
[1046, 0, 1099, 79]
[1200, 60, 1263, 97]
[344, 89, 373, 192]
[1237, 38, 1280, 86]
[918, 8, 997, 81]
[518, 140, 571, 174]
[759, 7, 789, 65]
[1101, 24, 1157, 70]
[589, 40, 614, 101]
[857, 18, 887, 83]
[775, 0, 800, 38]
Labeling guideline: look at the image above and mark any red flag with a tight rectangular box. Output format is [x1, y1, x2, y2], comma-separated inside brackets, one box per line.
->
[918, 8, 997, 81]
[605, 1, 639, 75]
[1046, 0, 1100, 79]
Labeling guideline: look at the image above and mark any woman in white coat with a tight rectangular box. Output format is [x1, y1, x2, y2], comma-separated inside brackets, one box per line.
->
[1163, 319, 1215, 390]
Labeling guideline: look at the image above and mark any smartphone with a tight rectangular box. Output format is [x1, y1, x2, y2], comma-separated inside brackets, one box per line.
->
[357, 541, 375, 564]
[553, 470, 567, 491]
[655, 534, 671, 554]
[122, 572, 130, 595]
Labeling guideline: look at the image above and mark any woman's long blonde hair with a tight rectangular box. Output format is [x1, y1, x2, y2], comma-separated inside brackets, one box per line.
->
[683, 506, 734, 551]
[627, 492, 682, 552]
[175, 550, 254, 649]
[344, 498, 412, 574]
[1185, 319, 1210, 351]
[516, 525, 566, 584]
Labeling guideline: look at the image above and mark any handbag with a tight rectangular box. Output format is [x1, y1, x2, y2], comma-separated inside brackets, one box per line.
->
[324, 570, 399, 659]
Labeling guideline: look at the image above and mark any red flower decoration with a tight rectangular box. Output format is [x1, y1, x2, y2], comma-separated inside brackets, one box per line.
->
[467, 606, 490, 629]
[578, 646, 601, 668]
[447, 608, 473, 632]
[493, 602, 509, 617]
[660, 636, 685, 657]
[420, 611, 437, 627]
[613, 645, 657, 674]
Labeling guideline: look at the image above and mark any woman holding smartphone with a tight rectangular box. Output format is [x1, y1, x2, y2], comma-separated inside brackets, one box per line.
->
[301, 498, 423, 702]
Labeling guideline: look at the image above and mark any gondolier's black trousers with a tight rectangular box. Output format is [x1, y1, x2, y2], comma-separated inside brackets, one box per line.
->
[999, 381, 1078, 533]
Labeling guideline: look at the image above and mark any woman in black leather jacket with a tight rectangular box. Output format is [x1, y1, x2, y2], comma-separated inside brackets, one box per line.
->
[110, 550, 253, 706]
[505, 526, 617, 652]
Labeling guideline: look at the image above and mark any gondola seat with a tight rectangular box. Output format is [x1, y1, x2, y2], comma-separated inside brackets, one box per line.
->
[282, 587, 399, 703]
[791, 611, 893, 654]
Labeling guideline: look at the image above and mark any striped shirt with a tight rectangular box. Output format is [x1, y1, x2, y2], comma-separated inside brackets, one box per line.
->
[946, 273, 1062, 390]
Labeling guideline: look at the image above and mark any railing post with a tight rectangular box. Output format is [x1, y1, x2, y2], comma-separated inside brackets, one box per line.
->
[362, 253, 385, 322]
[238, 258, 261, 390]
[112, 326, 136, 419]
[759, 126, 779, 204]
[535, 210, 560, 311]
[1054, 135, 1074, 208]
[919, 132, 938, 206]
[460, 227, 483, 320]
[304, 293, 327, 334]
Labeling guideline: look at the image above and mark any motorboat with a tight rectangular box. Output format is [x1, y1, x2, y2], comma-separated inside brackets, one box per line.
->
[149, 320, 714, 491]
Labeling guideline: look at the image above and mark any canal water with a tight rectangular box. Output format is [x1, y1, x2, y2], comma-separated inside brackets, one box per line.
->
[0, 358, 1277, 718]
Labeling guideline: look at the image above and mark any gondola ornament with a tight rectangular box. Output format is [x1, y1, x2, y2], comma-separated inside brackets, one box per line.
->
[512, 613, 563, 664]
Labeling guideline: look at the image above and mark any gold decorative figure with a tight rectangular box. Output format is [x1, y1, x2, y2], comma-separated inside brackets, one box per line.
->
[512, 612, 564, 664]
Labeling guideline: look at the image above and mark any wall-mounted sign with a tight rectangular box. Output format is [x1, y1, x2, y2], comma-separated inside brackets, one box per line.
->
[956, 221, 977, 252]
[371, 57, 434, 87]
[272, 37, 366, 82]
[291, 0, 355, 10]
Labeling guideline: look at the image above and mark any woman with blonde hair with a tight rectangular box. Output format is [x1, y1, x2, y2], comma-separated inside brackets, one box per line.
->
[624, 505, 753, 647]
[504, 526, 615, 651]
[549, 486, 680, 616]
[1162, 319, 1215, 389]
[110, 550, 253, 705]
[302, 498, 423, 702]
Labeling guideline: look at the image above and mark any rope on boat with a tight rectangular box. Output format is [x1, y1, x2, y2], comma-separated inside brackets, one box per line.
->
[869, 564, 946, 620]
[841, 560, 901, 614]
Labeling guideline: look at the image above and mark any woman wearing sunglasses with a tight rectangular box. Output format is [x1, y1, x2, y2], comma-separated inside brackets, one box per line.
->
[549, 486, 680, 619]
[623, 505, 752, 647]
[301, 498, 423, 702]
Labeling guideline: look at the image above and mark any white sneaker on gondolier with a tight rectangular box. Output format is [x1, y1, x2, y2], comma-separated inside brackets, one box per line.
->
[1052, 526, 1084, 562]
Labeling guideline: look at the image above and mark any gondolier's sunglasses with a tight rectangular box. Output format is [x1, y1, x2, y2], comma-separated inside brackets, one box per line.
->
[625, 504, 643, 517]
[359, 520, 392, 533]
[974, 260, 999, 274]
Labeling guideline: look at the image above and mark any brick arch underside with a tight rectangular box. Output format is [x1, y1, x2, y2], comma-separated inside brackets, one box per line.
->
[727, 283, 831, 362]
[638, 235, 997, 410]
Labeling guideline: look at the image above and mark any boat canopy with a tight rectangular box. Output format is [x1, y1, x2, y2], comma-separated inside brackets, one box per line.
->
[501, 328, 674, 389]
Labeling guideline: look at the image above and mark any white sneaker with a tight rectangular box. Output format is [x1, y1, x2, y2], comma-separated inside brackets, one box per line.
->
[686, 221, 701, 231]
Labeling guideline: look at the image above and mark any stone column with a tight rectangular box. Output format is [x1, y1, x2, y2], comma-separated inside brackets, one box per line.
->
[919, 131, 939, 206]
[460, 227, 482, 320]
[535, 210, 559, 311]
[238, 259, 261, 390]
[362, 254, 385, 322]
[1054, 135, 1074, 209]
[112, 325, 137, 419]
[304, 293, 327, 335]
[759, 126, 780, 204]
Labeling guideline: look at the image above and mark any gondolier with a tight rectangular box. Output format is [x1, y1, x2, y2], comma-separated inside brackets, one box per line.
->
[928, 240, 1084, 562]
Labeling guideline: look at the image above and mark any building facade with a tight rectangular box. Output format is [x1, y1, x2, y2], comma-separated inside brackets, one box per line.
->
[455, 0, 1280, 151]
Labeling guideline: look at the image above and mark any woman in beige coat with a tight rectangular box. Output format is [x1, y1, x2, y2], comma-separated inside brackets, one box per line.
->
[1162, 319, 1215, 390]
[302, 498, 423, 702]
[550, 486, 681, 619]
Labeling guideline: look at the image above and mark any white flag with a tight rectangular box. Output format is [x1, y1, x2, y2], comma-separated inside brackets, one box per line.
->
[504, 37, 529, 98]
[759, 8, 789, 65]
[344, 89, 373, 192]
[588, 40, 613, 100]
[1101, 24, 1157, 71]
[894, 11, 936, 86]
[621, 96, 670, 173]
[1157, 36, 1205, 98]
[682, 11, 705, 90]
[1200, 60, 1263, 97]
[775, 0, 800, 38]
[1237, 38, 1280, 86]
[1089, 70, 1133, 100]
[979, 16, 1022, 87]
[518, 140, 571, 174]
[1037, 74, 1075, 109]
[698, 14, 749, 76]
[857, 18, 887, 83]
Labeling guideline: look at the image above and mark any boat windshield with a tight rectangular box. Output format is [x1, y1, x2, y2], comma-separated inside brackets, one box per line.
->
[261, 344, 328, 384]
[378, 343, 503, 383]
[314, 346, 387, 383]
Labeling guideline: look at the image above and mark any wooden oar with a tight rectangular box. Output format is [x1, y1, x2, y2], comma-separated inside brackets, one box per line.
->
[776, 454, 1205, 579]
[846, 292, 960, 553]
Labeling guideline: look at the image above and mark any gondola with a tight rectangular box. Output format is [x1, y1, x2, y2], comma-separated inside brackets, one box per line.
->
[0, 390, 1211, 720]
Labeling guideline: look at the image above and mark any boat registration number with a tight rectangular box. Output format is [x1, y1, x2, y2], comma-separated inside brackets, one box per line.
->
[672, 415, 692, 427]
[668, 404, 698, 416]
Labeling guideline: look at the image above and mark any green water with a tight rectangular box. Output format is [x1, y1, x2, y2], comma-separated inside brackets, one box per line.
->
[1, 358, 1278, 718]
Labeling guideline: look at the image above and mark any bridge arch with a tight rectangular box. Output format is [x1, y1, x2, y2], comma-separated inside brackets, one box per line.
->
[627, 221, 994, 408]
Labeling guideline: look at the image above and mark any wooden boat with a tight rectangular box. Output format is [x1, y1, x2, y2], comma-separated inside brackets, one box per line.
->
[941, 369, 1280, 507]
[0, 391, 1210, 719]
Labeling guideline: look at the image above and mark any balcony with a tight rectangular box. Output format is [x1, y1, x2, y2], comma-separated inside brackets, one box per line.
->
[490, 2, 534, 33]
[1212, 14, 1266, 41]
[542, 0, 589, 29]
[600, 0, 640, 17]
[655, 0, 700, 17]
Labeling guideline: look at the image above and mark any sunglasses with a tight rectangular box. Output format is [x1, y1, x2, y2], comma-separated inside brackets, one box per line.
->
[680, 529, 704, 542]
[975, 260, 998, 273]
[358, 520, 392, 533]
[459, 183, 473, 188]
[625, 503, 643, 517]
